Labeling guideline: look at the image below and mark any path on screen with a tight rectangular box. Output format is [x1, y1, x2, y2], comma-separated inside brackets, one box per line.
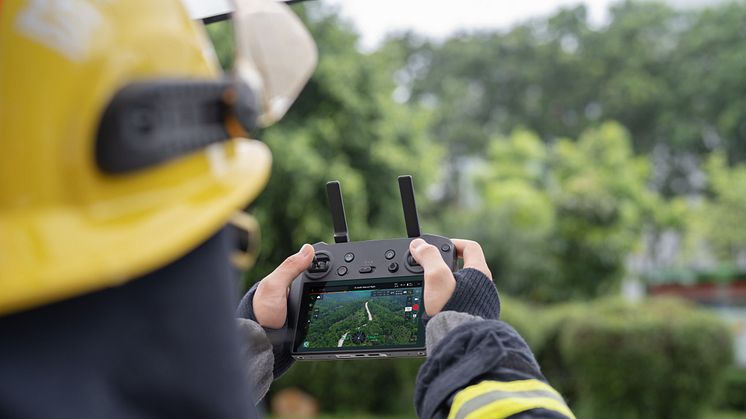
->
[365, 301, 373, 321]
[337, 301, 374, 347]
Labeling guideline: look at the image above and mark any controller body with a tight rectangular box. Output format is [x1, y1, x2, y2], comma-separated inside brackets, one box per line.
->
[287, 234, 457, 360]
[286, 176, 455, 360]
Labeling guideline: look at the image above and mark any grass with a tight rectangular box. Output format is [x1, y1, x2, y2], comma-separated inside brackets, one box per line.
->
[708, 411, 746, 419]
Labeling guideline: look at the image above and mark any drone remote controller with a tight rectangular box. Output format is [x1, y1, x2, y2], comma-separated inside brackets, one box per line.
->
[287, 176, 457, 360]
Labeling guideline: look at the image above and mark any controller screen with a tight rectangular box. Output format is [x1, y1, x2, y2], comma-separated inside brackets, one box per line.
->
[295, 277, 425, 352]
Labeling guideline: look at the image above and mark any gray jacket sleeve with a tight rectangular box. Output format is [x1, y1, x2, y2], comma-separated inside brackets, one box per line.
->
[236, 282, 296, 378]
[236, 318, 274, 404]
[425, 311, 484, 351]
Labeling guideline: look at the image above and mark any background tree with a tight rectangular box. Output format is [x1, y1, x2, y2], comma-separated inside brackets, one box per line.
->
[209, 7, 443, 284]
[443, 122, 668, 301]
[388, 1, 746, 200]
[684, 152, 746, 276]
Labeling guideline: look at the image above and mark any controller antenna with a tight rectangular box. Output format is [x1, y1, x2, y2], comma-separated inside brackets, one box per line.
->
[398, 175, 421, 238]
[326, 181, 350, 243]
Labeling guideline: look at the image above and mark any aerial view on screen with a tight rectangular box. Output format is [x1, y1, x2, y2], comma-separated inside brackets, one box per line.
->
[297, 280, 424, 351]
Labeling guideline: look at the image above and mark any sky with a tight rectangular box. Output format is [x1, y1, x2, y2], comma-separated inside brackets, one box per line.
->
[322, 0, 731, 50]
[181, 0, 736, 49]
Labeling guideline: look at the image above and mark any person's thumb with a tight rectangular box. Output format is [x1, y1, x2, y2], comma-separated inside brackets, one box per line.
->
[262, 244, 314, 293]
[409, 238, 455, 316]
[410, 239, 449, 274]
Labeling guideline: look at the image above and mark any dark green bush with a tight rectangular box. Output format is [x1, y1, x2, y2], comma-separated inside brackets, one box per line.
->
[269, 358, 423, 415]
[719, 367, 746, 411]
[266, 296, 733, 418]
[532, 302, 588, 405]
[499, 295, 547, 349]
[559, 297, 733, 419]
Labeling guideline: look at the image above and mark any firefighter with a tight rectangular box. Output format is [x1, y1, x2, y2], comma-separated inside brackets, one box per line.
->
[0, 0, 314, 416]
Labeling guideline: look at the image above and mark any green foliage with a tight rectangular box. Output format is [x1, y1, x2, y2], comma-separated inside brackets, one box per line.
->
[719, 368, 746, 411]
[559, 297, 733, 419]
[504, 296, 734, 418]
[272, 296, 734, 418]
[499, 295, 546, 349]
[697, 153, 746, 262]
[206, 5, 442, 285]
[390, 2, 746, 195]
[445, 122, 671, 301]
[270, 358, 423, 416]
[667, 151, 746, 282]
[204, 20, 234, 70]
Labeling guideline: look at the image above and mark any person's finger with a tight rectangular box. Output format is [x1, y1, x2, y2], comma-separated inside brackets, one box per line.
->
[452, 239, 491, 279]
[254, 244, 314, 328]
[410, 239, 452, 277]
[410, 238, 456, 316]
[261, 244, 314, 293]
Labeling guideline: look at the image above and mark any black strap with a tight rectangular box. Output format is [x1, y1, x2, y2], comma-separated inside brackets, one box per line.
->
[95, 79, 258, 173]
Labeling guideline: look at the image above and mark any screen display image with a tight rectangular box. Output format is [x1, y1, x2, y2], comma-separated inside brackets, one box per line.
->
[295, 278, 425, 352]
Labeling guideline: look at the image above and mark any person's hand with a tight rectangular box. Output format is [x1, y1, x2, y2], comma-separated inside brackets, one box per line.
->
[409, 238, 491, 317]
[253, 244, 315, 328]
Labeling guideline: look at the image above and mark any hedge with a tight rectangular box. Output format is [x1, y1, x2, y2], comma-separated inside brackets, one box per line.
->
[555, 298, 732, 419]
[719, 367, 746, 411]
[267, 296, 733, 418]
[270, 357, 423, 415]
[503, 297, 588, 404]
[505, 296, 734, 418]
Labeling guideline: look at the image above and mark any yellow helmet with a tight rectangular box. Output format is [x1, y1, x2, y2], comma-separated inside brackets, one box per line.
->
[0, 0, 316, 315]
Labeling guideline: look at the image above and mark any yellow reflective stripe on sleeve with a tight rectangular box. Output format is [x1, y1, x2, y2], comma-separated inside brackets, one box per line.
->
[448, 379, 576, 419]
[463, 396, 575, 419]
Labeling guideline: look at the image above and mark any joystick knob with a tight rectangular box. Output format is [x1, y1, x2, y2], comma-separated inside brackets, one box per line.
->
[406, 254, 420, 267]
[307, 252, 331, 276]
[404, 251, 423, 273]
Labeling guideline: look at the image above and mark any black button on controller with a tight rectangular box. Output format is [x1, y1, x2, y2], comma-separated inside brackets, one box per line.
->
[359, 266, 374, 274]
[441, 244, 451, 252]
[337, 266, 348, 276]
[344, 252, 354, 262]
[384, 249, 396, 260]
[388, 262, 399, 272]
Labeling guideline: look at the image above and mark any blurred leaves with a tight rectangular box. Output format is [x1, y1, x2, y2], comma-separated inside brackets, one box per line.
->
[206, 6, 443, 284]
[687, 152, 746, 265]
[389, 1, 746, 196]
[205, 0, 746, 295]
[560, 297, 733, 419]
[504, 296, 733, 419]
[444, 122, 670, 302]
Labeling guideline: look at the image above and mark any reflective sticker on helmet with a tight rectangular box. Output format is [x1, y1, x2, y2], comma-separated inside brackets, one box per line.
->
[15, 0, 103, 61]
